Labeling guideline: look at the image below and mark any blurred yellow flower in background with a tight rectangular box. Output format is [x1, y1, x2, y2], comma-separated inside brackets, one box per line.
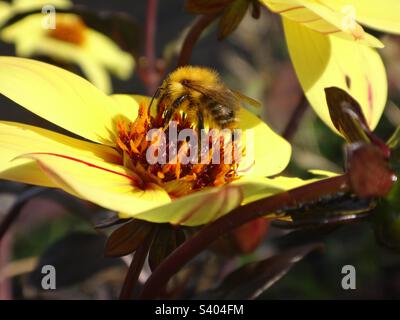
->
[0, 0, 135, 94]
[11, 0, 71, 11]
[0, 2, 11, 26]
[0, 0, 71, 26]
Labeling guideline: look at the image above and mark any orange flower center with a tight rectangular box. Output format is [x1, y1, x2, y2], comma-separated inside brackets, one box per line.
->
[48, 16, 87, 46]
[116, 102, 242, 197]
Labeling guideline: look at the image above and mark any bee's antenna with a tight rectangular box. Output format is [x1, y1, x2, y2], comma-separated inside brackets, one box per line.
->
[148, 87, 161, 116]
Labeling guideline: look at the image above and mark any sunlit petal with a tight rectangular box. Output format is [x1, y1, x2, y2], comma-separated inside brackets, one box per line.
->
[126, 176, 313, 226]
[237, 107, 291, 177]
[283, 17, 387, 132]
[0, 121, 119, 187]
[321, 0, 400, 34]
[19, 152, 171, 214]
[259, 0, 383, 47]
[0, 56, 120, 145]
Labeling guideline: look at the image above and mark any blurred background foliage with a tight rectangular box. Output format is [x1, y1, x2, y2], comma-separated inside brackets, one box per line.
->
[0, 0, 400, 299]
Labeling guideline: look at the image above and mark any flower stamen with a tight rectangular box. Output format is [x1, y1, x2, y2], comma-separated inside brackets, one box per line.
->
[116, 101, 242, 196]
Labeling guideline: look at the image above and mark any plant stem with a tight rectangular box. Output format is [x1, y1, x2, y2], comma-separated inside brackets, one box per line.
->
[283, 94, 309, 141]
[146, 0, 157, 70]
[177, 13, 219, 67]
[142, 0, 159, 95]
[119, 237, 152, 300]
[0, 234, 12, 299]
[140, 174, 350, 299]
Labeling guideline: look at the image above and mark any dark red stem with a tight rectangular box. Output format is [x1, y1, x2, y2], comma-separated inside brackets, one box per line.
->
[177, 13, 219, 67]
[146, 0, 157, 69]
[283, 94, 309, 141]
[119, 237, 152, 300]
[140, 174, 350, 299]
[142, 0, 159, 95]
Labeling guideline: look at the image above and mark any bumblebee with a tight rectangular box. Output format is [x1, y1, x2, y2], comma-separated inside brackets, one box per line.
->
[151, 66, 260, 130]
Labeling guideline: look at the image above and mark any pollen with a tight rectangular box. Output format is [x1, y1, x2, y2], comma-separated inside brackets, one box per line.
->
[116, 101, 242, 196]
[48, 15, 87, 46]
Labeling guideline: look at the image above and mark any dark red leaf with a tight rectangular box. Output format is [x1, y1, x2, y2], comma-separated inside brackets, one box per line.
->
[185, 0, 233, 14]
[148, 227, 186, 272]
[104, 220, 154, 257]
[324, 87, 372, 143]
[325, 87, 390, 157]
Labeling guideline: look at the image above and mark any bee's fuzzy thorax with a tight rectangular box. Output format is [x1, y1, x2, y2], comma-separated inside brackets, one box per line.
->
[162, 66, 220, 102]
[168, 66, 219, 85]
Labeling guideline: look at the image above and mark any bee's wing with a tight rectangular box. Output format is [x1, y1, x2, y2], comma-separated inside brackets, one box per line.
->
[182, 80, 240, 110]
[231, 90, 261, 108]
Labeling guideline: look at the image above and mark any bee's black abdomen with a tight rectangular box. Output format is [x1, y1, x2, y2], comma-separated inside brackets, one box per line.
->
[204, 99, 236, 128]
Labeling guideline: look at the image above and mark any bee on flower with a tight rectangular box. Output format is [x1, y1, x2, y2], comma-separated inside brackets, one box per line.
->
[0, 56, 317, 227]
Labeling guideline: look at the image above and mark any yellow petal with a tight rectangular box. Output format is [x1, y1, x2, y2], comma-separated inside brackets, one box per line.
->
[321, 0, 400, 34]
[260, 0, 383, 47]
[2, 118, 296, 226]
[0, 121, 119, 187]
[308, 169, 339, 177]
[127, 182, 244, 226]
[110, 94, 140, 123]
[77, 55, 112, 94]
[12, 0, 71, 11]
[0, 56, 121, 145]
[126, 175, 314, 226]
[283, 17, 387, 132]
[0, 2, 11, 27]
[18, 152, 171, 214]
[240, 175, 320, 204]
[236, 107, 291, 177]
[84, 29, 135, 80]
[1, 15, 43, 56]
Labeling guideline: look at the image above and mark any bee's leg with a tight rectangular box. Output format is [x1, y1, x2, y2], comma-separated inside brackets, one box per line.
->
[197, 111, 204, 162]
[163, 95, 187, 128]
[149, 87, 161, 115]
[197, 110, 204, 135]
